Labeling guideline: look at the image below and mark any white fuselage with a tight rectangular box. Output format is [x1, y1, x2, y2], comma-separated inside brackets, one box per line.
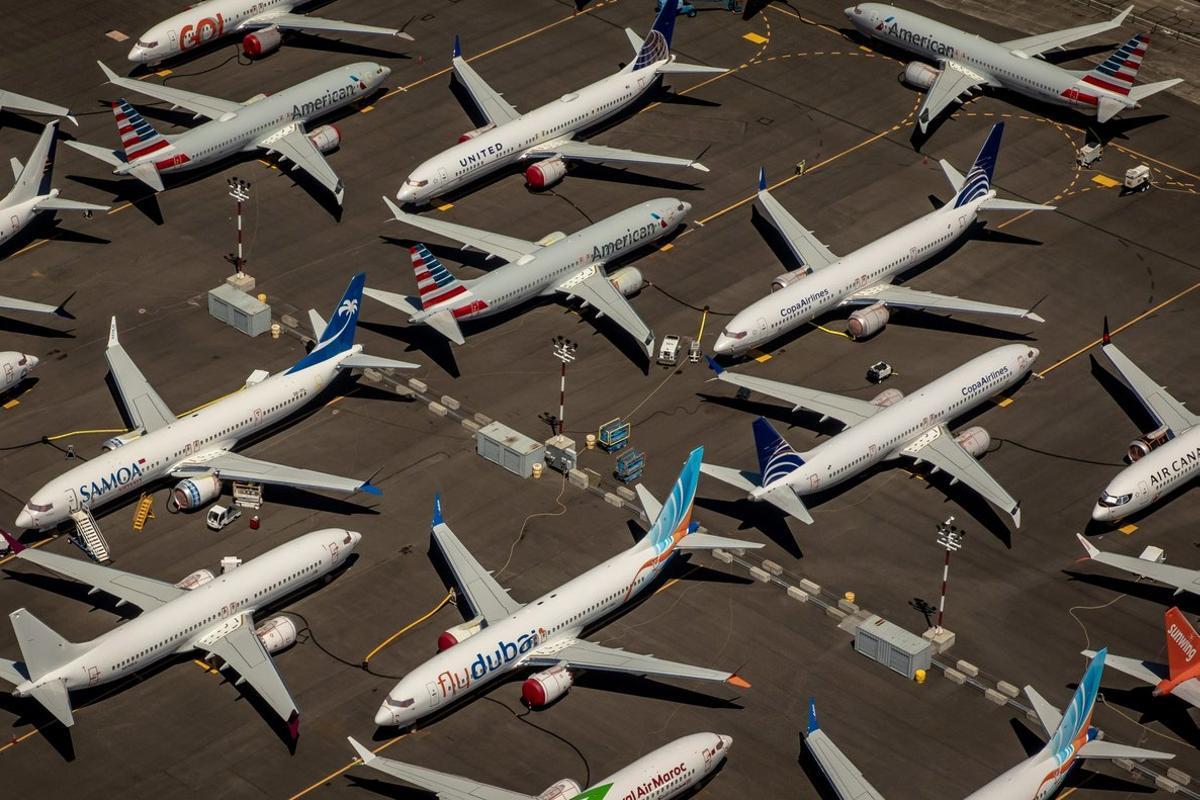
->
[963, 746, 1079, 800]
[0, 351, 37, 392]
[581, 733, 732, 800]
[715, 195, 986, 355]
[0, 192, 57, 246]
[129, 0, 299, 62]
[8, 529, 359, 699]
[758, 344, 1037, 499]
[1093, 427, 1200, 522]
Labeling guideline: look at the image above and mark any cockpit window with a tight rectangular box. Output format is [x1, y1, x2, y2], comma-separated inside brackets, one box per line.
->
[384, 696, 414, 709]
[137, 40, 158, 48]
[343, 532, 352, 545]
[1097, 492, 1132, 508]
[27, 502, 53, 513]
[677, 203, 684, 211]
[406, 178, 428, 187]
[722, 329, 748, 340]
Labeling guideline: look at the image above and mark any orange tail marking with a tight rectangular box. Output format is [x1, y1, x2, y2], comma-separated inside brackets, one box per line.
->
[1164, 606, 1200, 680]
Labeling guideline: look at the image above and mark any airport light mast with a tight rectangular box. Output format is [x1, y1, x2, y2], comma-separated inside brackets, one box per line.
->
[934, 516, 965, 633]
[227, 177, 251, 273]
[551, 336, 577, 436]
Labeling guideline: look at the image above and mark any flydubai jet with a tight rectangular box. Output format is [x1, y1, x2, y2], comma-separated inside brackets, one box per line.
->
[128, 0, 412, 64]
[0, 88, 76, 125]
[0, 526, 359, 735]
[373, 447, 761, 728]
[14, 273, 417, 531]
[846, 4, 1182, 132]
[801, 651, 1172, 800]
[395, 2, 724, 205]
[702, 344, 1038, 527]
[713, 123, 1049, 357]
[366, 196, 691, 357]
[1085, 607, 1200, 712]
[67, 61, 391, 205]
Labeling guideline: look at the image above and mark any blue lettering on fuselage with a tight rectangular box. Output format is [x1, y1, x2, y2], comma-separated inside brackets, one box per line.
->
[960, 366, 1011, 397]
[883, 21, 956, 58]
[780, 289, 833, 318]
[291, 82, 357, 117]
[468, 630, 539, 681]
[460, 142, 505, 166]
[79, 461, 144, 502]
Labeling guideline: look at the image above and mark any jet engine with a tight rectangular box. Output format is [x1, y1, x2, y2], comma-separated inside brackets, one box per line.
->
[522, 665, 573, 707]
[242, 26, 283, 58]
[903, 62, 941, 90]
[847, 302, 889, 339]
[307, 124, 342, 154]
[871, 388, 904, 408]
[1128, 425, 1170, 462]
[458, 122, 496, 142]
[525, 157, 567, 190]
[438, 616, 485, 651]
[607, 266, 645, 297]
[538, 779, 584, 800]
[953, 426, 991, 458]
[770, 268, 809, 292]
[101, 432, 141, 451]
[175, 569, 215, 590]
[170, 474, 221, 511]
[255, 616, 299, 654]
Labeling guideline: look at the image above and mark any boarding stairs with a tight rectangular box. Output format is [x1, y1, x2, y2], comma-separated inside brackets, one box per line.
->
[70, 507, 111, 562]
[132, 493, 155, 532]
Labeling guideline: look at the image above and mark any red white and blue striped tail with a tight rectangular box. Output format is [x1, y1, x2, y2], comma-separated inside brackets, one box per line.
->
[1082, 33, 1149, 97]
[112, 99, 168, 161]
[411, 244, 467, 309]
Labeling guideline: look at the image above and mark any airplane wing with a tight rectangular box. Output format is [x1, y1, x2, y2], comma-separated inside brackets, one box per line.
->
[0, 294, 64, 317]
[555, 264, 655, 357]
[431, 497, 523, 623]
[172, 451, 378, 495]
[106, 316, 176, 433]
[916, 60, 986, 132]
[526, 139, 708, 173]
[348, 738, 534, 800]
[903, 425, 1021, 527]
[383, 197, 535, 262]
[451, 46, 520, 126]
[96, 61, 239, 121]
[250, 12, 411, 40]
[756, 173, 837, 272]
[802, 700, 886, 800]
[0, 88, 75, 125]
[1076, 534, 1200, 596]
[845, 283, 1044, 323]
[259, 125, 344, 205]
[525, 638, 745, 685]
[709, 362, 881, 428]
[201, 615, 297, 727]
[1102, 340, 1199, 436]
[1001, 7, 1132, 57]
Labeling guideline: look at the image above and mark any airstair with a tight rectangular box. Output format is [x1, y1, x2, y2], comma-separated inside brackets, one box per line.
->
[132, 493, 155, 531]
[70, 507, 111, 562]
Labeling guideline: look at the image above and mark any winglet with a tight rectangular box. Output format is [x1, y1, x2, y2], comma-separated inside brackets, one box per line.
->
[757, 166, 766, 192]
[705, 355, 724, 376]
[107, 316, 119, 347]
[1114, 5, 1133, 24]
[359, 481, 382, 497]
[348, 735, 376, 765]
[287, 710, 300, 741]
[806, 697, 820, 734]
[432, 493, 444, 526]
[0, 529, 26, 555]
[727, 673, 751, 689]
[452, 34, 461, 59]
[96, 60, 120, 84]
[53, 292, 76, 320]
[1076, 532, 1100, 559]
[1102, 316, 1111, 345]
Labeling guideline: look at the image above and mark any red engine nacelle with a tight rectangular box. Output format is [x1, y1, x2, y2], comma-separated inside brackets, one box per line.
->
[522, 665, 573, 707]
[170, 474, 221, 511]
[903, 61, 941, 90]
[770, 268, 809, 292]
[438, 616, 484, 652]
[307, 124, 342, 155]
[607, 266, 645, 298]
[458, 122, 496, 143]
[255, 616, 298, 654]
[871, 388, 905, 408]
[538, 779, 583, 800]
[1128, 425, 1170, 462]
[242, 26, 283, 58]
[954, 426, 991, 459]
[175, 568, 215, 590]
[525, 157, 567, 190]
[847, 302, 889, 340]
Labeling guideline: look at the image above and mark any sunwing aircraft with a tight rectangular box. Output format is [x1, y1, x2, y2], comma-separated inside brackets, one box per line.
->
[845, 4, 1182, 132]
[348, 731, 732, 800]
[802, 651, 1172, 799]
[1085, 607, 1200, 711]
[1077, 534, 1200, 598]
[713, 123, 1049, 357]
[14, 273, 417, 531]
[702, 344, 1038, 527]
[373, 447, 760, 728]
[66, 61, 391, 205]
[395, 2, 723, 206]
[0, 526, 358, 735]
[0, 89, 76, 125]
[366, 196, 690, 357]
[128, 0, 412, 64]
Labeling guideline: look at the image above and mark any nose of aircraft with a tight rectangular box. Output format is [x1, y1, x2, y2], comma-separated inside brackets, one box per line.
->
[1091, 504, 1110, 522]
[23, 354, 39, 370]
[348, 530, 362, 548]
[712, 334, 733, 355]
[374, 704, 397, 727]
[14, 508, 33, 529]
[396, 184, 417, 204]
[1029, 347, 1041, 361]
[718, 734, 733, 752]
[128, 44, 147, 62]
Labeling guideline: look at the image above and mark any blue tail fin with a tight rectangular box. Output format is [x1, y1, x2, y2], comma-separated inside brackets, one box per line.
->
[632, 1, 677, 70]
[753, 417, 804, 487]
[953, 122, 1003, 208]
[286, 273, 365, 373]
[806, 697, 820, 735]
[641, 446, 703, 553]
[1047, 647, 1105, 762]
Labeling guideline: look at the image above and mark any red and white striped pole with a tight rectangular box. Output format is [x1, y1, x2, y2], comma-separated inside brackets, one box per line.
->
[227, 177, 251, 273]
[551, 336, 577, 437]
[934, 517, 964, 633]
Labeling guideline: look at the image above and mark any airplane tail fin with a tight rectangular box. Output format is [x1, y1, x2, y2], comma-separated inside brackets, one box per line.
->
[630, 0, 677, 71]
[410, 244, 467, 311]
[753, 416, 804, 486]
[9, 608, 81, 726]
[1082, 34, 1150, 99]
[286, 273, 366, 373]
[639, 446, 703, 553]
[1045, 647, 1105, 757]
[10, 121, 60, 203]
[951, 122, 1003, 208]
[1164, 607, 1200, 681]
[111, 99, 168, 162]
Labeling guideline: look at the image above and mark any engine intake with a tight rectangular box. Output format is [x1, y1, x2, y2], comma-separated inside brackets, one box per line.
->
[307, 124, 341, 155]
[242, 26, 283, 58]
[458, 123, 496, 142]
[438, 616, 484, 651]
[175, 569, 215, 590]
[522, 665, 573, 707]
[255, 616, 298, 654]
[1128, 425, 1170, 462]
[847, 302, 889, 340]
[954, 426, 991, 459]
[903, 61, 941, 90]
[871, 388, 904, 408]
[525, 157, 567, 190]
[170, 474, 221, 511]
[607, 266, 645, 297]
[771, 268, 809, 292]
[538, 779, 583, 800]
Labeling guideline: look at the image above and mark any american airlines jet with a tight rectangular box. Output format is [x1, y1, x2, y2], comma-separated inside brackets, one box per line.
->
[14, 273, 416, 531]
[713, 123, 1049, 357]
[395, 2, 723, 205]
[846, 4, 1182, 132]
[702, 344, 1039, 527]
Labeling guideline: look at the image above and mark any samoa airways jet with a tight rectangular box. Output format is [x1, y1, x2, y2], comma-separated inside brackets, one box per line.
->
[1085, 607, 1200, 712]
[846, 4, 1182, 132]
[0, 89, 76, 126]
[14, 273, 417, 531]
[347, 731, 732, 800]
[801, 652, 1172, 800]
[1089, 319, 1200, 523]
[366, 196, 691, 357]
[0, 526, 359, 736]
[66, 61, 391, 205]
[395, 2, 723, 206]
[128, 0, 412, 64]
[373, 447, 761, 729]
[702, 344, 1038, 527]
[713, 123, 1049, 357]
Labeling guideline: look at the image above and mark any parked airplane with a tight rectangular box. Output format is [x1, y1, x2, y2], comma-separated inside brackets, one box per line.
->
[1090, 319, 1199, 523]
[1085, 607, 1200, 711]
[0, 526, 358, 734]
[14, 273, 417, 531]
[0, 352, 37, 394]
[846, 4, 1181, 132]
[1, 121, 109, 251]
[67, 61, 391, 205]
[373, 447, 760, 728]
[366, 196, 690, 357]
[0, 89, 76, 125]
[713, 123, 1049, 356]
[348, 731, 732, 800]
[702, 344, 1038, 527]
[395, 2, 723, 206]
[1077, 533, 1200, 598]
[0, 293, 73, 320]
[802, 652, 1172, 799]
[128, 0, 412, 64]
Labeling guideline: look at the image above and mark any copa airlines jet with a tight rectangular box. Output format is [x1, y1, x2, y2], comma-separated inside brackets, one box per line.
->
[1084, 607, 1200, 712]
[0, 88, 76, 125]
[395, 2, 723, 205]
[128, 0, 411, 64]
[0, 526, 359, 736]
[801, 652, 1171, 800]
[1090, 320, 1200, 523]
[367, 196, 690, 357]
[14, 273, 417, 531]
[348, 731, 732, 800]
[702, 344, 1039, 527]
[846, 4, 1182, 132]
[67, 61, 391, 205]
[373, 448, 760, 729]
[713, 123, 1049, 356]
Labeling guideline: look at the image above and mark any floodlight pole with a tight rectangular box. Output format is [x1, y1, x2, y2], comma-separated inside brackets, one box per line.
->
[227, 178, 251, 273]
[551, 337, 577, 436]
[934, 516, 965, 633]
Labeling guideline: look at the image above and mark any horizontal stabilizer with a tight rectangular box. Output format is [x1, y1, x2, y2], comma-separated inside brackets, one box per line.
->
[30, 679, 74, 728]
[1097, 96, 1125, 124]
[762, 486, 814, 525]
[657, 61, 727, 75]
[700, 462, 761, 494]
[1024, 686, 1062, 737]
[635, 483, 662, 522]
[419, 308, 466, 345]
[337, 353, 420, 371]
[1084, 648, 1166, 686]
[939, 158, 965, 192]
[676, 532, 764, 551]
[363, 287, 422, 317]
[625, 28, 644, 54]
[0, 657, 28, 685]
[63, 140, 124, 168]
[121, 161, 165, 192]
[1128, 77, 1184, 103]
[1078, 739, 1174, 761]
[308, 309, 327, 340]
[979, 198, 1056, 213]
[35, 197, 110, 213]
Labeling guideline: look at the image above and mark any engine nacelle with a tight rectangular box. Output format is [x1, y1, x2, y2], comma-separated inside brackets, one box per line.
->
[522, 665, 573, 707]
[538, 779, 583, 800]
[255, 616, 298, 654]
[608, 266, 645, 297]
[525, 157, 567, 190]
[847, 302, 889, 340]
[871, 388, 904, 408]
[903, 61, 941, 90]
[438, 616, 485, 651]
[536, 230, 567, 247]
[307, 124, 341, 155]
[1128, 425, 1170, 462]
[770, 268, 809, 292]
[101, 432, 141, 451]
[171, 474, 221, 511]
[458, 122, 496, 143]
[242, 26, 283, 58]
[175, 568, 215, 590]
[954, 426, 991, 459]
